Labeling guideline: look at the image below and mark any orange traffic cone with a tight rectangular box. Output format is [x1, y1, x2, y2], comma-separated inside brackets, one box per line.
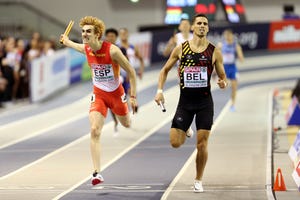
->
[274, 168, 286, 191]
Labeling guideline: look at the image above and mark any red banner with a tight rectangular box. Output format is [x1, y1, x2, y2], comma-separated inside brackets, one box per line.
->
[268, 20, 300, 50]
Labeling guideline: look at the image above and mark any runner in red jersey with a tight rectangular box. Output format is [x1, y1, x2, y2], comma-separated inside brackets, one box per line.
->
[60, 16, 137, 186]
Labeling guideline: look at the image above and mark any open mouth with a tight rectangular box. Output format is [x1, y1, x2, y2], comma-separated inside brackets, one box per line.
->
[82, 37, 89, 43]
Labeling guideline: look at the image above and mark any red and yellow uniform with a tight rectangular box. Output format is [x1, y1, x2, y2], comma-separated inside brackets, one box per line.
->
[85, 41, 128, 117]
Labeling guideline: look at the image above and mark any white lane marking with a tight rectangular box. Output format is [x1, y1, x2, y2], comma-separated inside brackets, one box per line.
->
[0, 69, 177, 149]
[52, 115, 173, 200]
[160, 100, 231, 200]
[0, 133, 89, 181]
[266, 89, 276, 200]
[0, 96, 89, 131]
[0, 112, 87, 149]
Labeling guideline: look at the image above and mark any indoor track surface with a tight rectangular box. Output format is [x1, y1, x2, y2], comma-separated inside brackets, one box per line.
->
[0, 51, 300, 200]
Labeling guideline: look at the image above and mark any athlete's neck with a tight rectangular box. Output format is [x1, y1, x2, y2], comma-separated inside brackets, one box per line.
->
[89, 40, 103, 52]
[189, 37, 208, 52]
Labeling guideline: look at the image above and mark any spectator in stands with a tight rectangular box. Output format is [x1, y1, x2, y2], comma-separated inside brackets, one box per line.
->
[42, 40, 55, 56]
[0, 67, 8, 108]
[27, 38, 41, 61]
[283, 4, 300, 20]
[0, 36, 6, 107]
[17, 38, 29, 99]
[1, 36, 19, 101]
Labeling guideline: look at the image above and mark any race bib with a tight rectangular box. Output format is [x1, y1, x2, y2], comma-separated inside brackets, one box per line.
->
[92, 64, 114, 82]
[183, 66, 208, 88]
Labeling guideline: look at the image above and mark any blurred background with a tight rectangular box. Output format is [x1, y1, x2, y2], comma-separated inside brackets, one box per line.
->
[0, 1, 300, 200]
[0, 0, 299, 104]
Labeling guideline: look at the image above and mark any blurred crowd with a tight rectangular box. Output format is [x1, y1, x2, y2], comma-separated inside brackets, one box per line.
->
[0, 32, 57, 108]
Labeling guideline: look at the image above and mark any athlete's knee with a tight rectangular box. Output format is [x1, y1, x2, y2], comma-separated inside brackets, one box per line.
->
[90, 125, 101, 139]
[117, 114, 131, 128]
[196, 138, 208, 152]
[120, 119, 131, 128]
[122, 120, 131, 128]
[170, 135, 182, 148]
[170, 139, 181, 148]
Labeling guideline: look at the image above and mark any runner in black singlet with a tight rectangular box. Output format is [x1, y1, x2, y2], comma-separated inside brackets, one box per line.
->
[155, 13, 227, 193]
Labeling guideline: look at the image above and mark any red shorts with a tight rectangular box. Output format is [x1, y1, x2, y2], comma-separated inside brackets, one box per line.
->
[89, 84, 128, 117]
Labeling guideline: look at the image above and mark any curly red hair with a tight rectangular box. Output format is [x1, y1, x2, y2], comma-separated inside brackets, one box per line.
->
[79, 16, 105, 40]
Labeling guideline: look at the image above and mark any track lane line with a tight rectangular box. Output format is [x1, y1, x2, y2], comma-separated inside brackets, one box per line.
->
[52, 114, 174, 200]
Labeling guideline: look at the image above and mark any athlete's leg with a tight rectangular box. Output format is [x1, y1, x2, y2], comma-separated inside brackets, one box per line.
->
[170, 104, 193, 147]
[89, 111, 105, 173]
[110, 110, 118, 131]
[170, 128, 186, 148]
[195, 129, 210, 180]
[231, 79, 238, 106]
[116, 113, 131, 128]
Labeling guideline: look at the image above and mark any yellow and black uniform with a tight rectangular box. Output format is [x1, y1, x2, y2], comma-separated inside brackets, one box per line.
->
[171, 41, 215, 131]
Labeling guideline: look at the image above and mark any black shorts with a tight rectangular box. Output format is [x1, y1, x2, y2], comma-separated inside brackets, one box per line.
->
[171, 95, 214, 131]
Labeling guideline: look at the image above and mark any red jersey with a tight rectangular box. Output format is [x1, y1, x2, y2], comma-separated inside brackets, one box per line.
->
[85, 41, 120, 92]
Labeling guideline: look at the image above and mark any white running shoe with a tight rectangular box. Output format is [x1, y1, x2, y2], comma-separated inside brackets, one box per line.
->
[91, 172, 104, 186]
[113, 124, 119, 137]
[186, 127, 194, 138]
[194, 180, 204, 193]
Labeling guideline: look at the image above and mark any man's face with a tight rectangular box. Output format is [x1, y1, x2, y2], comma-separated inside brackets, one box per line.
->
[119, 29, 128, 41]
[105, 32, 117, 44]
[192, 17, 209, 38]
[224, 31, 234, 43]
[179, 20, 191, 32]
[81, 25, 100, 44]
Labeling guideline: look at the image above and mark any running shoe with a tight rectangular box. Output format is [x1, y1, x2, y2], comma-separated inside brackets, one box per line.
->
[230, 105, 236, 112]
[186, 127, 194, 138]
[113, 124, 119, 137]
[91, 171, 104, 186]
[194, 180, 204, 193]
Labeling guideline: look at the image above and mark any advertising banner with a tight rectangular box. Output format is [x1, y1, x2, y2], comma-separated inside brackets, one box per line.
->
[208, 23, 270, 51]
[268, 20, 300, 50]
[149, 23, 270, 64]
[30, 49, 70, 102]
[69, 48, 88, 84]
[151, 29, 174, 63]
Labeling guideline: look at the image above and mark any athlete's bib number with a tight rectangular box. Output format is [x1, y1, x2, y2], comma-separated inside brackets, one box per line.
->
[184, 66, 208, 88]
[92, 64, 114, 82]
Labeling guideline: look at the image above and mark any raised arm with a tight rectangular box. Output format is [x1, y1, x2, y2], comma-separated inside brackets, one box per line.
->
[60, 34, 85, 54]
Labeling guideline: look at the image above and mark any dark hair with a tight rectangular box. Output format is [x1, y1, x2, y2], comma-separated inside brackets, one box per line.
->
[192, 13, 208, 24]
[180, 18, 190, 23]
[105, 28, 118, 37]
[223, 28, 233, 34]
